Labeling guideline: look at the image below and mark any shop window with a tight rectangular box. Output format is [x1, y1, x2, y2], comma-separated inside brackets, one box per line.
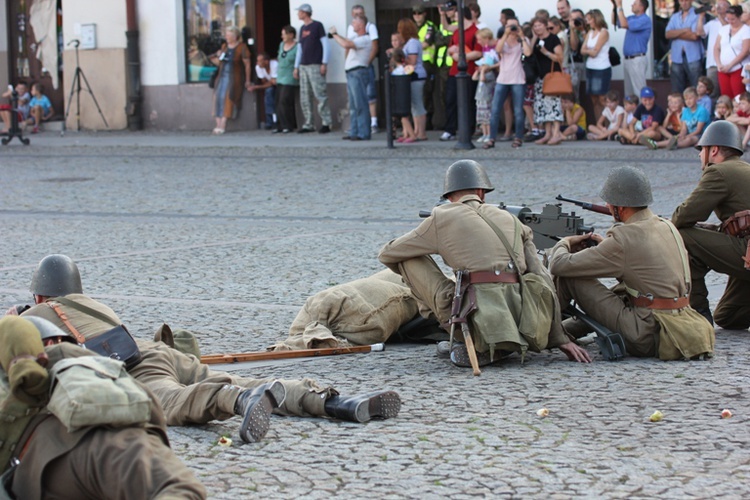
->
[185, 0, 246, 83]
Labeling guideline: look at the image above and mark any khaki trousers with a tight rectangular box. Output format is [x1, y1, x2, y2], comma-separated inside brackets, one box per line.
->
[394, 256, 455, 326]
[679, 227, 750, 330]
[556, 277, 659, 357]
[130, 342, 331, 425]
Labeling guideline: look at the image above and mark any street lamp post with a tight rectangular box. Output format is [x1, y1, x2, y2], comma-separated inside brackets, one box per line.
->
[454, 0, 474, 150]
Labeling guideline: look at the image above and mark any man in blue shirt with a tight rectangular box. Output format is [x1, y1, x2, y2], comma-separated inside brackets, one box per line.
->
[665, 0, 706, 93]
[615, 0, 652, 97]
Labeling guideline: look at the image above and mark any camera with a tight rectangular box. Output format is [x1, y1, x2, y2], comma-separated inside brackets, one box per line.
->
[573, 18, 583, 27]
[327, 32, 334, 38]
[509, 25, 519, 32]
[694, 4, 711, 14]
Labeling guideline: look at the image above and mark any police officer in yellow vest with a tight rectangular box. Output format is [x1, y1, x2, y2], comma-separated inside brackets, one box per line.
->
[431, 1, 456, 131]
[413, 5, 437, 128]
[549, 166, 714, 360]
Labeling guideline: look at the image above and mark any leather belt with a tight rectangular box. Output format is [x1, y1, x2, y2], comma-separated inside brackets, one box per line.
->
[346, 66, 367, 73]
[630, 296, 689, 310]
[624, 53, 645, 60]
[467, 270, 519, 284]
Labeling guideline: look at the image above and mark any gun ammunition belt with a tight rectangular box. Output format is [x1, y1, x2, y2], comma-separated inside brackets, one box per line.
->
[467, 271, 519, 284]
[630, 296, 689, 310]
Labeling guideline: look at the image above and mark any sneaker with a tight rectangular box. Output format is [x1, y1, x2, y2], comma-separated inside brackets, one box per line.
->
[318, 125, 331, 134]
[667, 136, 679, 150]
[610, 134, 620, 142]
[638, 135, 658, 150]
[371, 126, 380, 134]
[297, 127, 314, 134]
[439, 132, 456, 141]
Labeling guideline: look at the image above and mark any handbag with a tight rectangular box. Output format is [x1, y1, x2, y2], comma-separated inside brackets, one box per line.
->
[208, 67, 219, 89]
[609, 47, 621, 67]
[49, 297, 143, 369]
[542, 61, 573, 96]
[522, 54, 539, 85]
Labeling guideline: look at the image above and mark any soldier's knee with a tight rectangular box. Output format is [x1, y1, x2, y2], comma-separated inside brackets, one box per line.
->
[714, 305, 750, 330]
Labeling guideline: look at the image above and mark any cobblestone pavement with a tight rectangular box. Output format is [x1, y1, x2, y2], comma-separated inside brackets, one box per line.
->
[1, 132, 747, 498]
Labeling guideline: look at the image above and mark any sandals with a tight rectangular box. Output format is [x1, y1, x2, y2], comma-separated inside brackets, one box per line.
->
[483, 139, 495, 149]
[212, 128, 225, 135]
[511, 138, 522, 148]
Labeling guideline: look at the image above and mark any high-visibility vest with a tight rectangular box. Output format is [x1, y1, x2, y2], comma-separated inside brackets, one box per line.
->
[418, 21, 436, 64]
[436, 23, 454, 68]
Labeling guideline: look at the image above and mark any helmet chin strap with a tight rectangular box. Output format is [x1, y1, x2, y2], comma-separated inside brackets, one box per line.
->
[612, 206, 622, 223]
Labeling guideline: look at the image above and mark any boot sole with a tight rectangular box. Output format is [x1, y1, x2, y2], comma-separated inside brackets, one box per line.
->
[353, 391, 401, 422]
[239, 381, 286, 443]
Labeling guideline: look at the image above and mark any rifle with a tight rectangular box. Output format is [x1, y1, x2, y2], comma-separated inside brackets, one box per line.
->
[420, 201, 594, 250]
[563, 306, 626, 361]
[450, 271, 481, 376]
[555, 195, 611, 216]
[200, 343, 384, 365]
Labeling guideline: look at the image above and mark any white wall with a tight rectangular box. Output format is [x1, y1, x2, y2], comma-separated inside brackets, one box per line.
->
[0, 0, 7, 51]
[62, 0, 127, 49]
[138, 0, 183, 86]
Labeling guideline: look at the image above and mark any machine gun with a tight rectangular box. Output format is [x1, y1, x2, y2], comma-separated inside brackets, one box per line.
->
[420, 201, 594, 250]
[555, 195, 610, 216]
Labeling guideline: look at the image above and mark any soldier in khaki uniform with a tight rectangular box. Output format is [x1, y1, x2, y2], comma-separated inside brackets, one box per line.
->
[0, 316, 206, 499]
[549, 166, 714, 359]
[16, 255, 401, 444]
[378, 160, 591, 367]
[671, 121, 750, 330]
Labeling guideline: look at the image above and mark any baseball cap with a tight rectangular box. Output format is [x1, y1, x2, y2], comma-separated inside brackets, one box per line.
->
[413, 5, 426, 14]
[297, 3, 312, 14]
[640, 87, 655, 98]
[444, 1, 457, 9]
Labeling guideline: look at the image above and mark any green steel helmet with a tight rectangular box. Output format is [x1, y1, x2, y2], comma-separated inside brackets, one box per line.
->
[30, 254, 83, 297]
[442, 160, 495, 198]
[598, 166, 653, 207]
[695, 120, 743, 155]
[23, 315, 77, 344]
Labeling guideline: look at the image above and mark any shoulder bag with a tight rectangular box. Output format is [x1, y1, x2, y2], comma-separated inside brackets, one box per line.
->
[542, 61, 573, 96]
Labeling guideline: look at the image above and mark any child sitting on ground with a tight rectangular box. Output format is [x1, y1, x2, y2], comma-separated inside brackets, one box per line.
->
[560, 94, 587, 140]
[714, 95, 733, 121]
[657, 92, 684, 142]
[654, 87, 709, 150]
[0, 82, 30, 134]
[618, 87, 665, 148]
[587, 90, 625, 140]
[472, 28, 498, 143]
[26, 83, 54, 133]
[623, 94, 639, 128]
[696, 76, 713, 118]
[727, 92, 750, 137]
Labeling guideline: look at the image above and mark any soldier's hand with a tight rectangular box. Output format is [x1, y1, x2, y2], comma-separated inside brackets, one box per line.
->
[565, 233, 601, 252]
[5, 304, 30, 316]
[559, 341, 592, 363]
[695, 221, 720, 231]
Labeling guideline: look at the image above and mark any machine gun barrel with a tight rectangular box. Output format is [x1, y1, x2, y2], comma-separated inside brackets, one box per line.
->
[555, 195, 611, 215]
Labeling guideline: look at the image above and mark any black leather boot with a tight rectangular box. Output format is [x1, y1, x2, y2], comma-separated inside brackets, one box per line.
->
[234, 381, 286, 443]
[324, 391, 401, 422]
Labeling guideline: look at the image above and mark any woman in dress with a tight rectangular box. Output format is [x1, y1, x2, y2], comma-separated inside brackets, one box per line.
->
[531, 17, 565, 145]
[212, 26, 251, 135]
[581, 9, 611, 122]
[275, 25, 299, 133]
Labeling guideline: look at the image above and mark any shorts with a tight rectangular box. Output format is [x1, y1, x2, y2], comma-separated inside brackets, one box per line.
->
[585, 66, 612, 96]
[575, 125, 586, 140]
[524, 83, 534, 106]
[411, 79, 426, 117]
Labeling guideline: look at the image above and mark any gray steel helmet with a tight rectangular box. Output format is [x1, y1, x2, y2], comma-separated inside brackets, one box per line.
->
[442, 160, 495, 198]
[30, 254, 83, 297]
[695, 120, 743, 155]
[598, 166, 653, 207]
[23, 315, 77, 343]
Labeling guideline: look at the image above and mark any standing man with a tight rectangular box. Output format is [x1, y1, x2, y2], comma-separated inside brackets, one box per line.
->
[432, 2, 458, 131]
[347, 5, 380, 134]
[699, 0, 729, 99]
[557, 0, 572, 29]
[248, 52, 278, 130]
[671, 121, 750, 330]
[413, 5, 437, 129]
[378, 160, 591, 367]
[615, 0, 652, 97]
[665, 0, 705, 93]
[549, 166, 714, 360]
[294, 3, 332, 133]
[439, 6, 482, 142]
[568, 9, 587, 99]
[330, 15, 372, 141]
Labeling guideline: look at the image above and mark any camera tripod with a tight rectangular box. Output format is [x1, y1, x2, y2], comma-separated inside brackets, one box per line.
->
[63, 39, 109, 133]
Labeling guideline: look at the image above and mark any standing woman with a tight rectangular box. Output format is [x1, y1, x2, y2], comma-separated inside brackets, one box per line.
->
[485, 17, 530, 149]
[531, 17, 565, 145]
[212, 26, 251, 135]
[581, 9, 611, 122]
[714, 5, 750, 98]
[397, 18, 428, 142]
[276, 25, 299, 133]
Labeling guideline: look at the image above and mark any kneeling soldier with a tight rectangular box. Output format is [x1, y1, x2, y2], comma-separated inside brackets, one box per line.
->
[549, 166, 714, 359]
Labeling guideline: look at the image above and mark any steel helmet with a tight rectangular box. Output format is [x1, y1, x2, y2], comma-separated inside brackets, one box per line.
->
[23, 315, 77, 344]
[695, 121, 743, 155]
[599, 166, 653, 207]
[30, 254, 83, 297]
[442, 160, 495, 198]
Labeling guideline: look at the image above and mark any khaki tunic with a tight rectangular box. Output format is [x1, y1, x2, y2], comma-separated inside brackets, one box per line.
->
[378, 194, 569, 349]
[23, 295, 331, 424]
[671, 156, 750, 329]
[549, 209, 694, 357]
[3, 344, 206, 499]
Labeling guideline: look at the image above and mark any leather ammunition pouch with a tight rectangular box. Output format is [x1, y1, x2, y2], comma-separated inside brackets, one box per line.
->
[721, 210, 750, 238]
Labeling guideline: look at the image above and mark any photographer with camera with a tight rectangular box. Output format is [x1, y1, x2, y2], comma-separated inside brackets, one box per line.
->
[568, 9, 587, 98]
[665, 0, 706, 93]
[615, 0, 652, 97]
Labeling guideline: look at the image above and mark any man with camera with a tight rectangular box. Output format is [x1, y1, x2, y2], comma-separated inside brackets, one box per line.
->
[615, 0, 652, 97]
[568, 9, 587, 98]
[665, 0, 706, 93]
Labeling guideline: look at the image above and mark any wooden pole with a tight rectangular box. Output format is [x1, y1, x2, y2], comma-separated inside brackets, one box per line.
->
[201, 343, 385, 365]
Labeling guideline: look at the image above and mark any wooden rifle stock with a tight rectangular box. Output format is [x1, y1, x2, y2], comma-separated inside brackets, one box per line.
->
[200, 343, 384, 365]
[555, 195, 611, 216]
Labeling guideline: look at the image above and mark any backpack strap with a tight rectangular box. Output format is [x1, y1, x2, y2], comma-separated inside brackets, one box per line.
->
[51, 296, 120, 327]
[46, 303, 86, 344]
